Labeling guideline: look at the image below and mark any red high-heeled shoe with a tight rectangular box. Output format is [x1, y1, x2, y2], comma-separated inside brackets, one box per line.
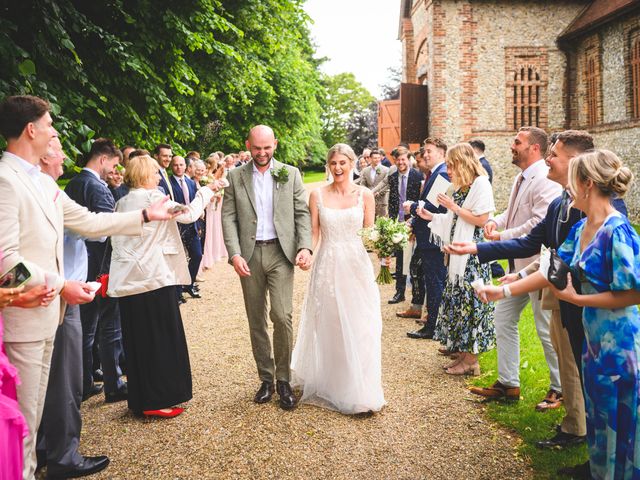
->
[143, 407, 184, 418]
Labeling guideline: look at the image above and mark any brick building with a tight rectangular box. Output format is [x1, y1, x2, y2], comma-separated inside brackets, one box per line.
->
[397, 0, 640, 219]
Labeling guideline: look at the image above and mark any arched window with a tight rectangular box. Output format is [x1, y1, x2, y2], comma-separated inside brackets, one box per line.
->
[631, 34, 640, 118]
[512, 66, 541, 129]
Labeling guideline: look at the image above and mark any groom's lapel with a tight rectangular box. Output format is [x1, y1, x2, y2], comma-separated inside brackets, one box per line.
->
[272, 158, 282, 210]
[241, 162, 257, 215]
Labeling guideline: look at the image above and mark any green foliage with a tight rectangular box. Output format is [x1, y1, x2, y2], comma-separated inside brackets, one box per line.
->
[0, 0, 326, 165]
[320, 72, 375, 150]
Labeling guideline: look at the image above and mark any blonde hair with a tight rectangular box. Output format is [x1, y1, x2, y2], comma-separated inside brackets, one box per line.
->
[446, 143, 487, 189]
[125, 155, 160, 188]
[327, 143, 356, 165]
[568, 149, 634, 199]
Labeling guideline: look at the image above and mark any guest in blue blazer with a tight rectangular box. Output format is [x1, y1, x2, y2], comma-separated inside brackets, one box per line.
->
[404, 138, 449, 339]
[170, 155, 202, 299]
[447, 131, 627, 461]
[64, 139, 128, 404]
[154, 143, 174, 200]
[386, 147, 423, 304]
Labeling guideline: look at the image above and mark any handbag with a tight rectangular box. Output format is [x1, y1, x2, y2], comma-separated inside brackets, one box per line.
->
[547, 249, 571, 290]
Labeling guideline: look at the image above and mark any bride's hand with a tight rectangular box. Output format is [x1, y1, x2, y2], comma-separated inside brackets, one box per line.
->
[295, 249, 312, 270]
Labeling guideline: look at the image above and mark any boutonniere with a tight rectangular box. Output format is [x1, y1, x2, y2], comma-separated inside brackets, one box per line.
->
[375, 166, 381, 175]
[270, 165, 289, 189]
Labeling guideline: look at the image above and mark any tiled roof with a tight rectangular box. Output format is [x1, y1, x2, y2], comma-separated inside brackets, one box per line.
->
[560, 0, 640, 39]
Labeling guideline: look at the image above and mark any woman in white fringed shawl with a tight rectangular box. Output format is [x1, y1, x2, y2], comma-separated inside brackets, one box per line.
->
[416, 143, 496, 376]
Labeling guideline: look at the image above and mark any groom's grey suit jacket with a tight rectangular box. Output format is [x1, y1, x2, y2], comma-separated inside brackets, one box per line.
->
[221, 159, 312, 265]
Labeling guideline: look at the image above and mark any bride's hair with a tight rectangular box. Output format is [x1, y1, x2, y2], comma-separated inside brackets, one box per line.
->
[327, 143, 356, 165]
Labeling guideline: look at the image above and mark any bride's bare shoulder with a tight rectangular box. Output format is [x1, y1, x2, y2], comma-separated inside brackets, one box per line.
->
[357, 185, 374, 200]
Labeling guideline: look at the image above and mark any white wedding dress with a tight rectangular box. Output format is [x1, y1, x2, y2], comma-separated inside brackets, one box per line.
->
[291, 189, 386, 414]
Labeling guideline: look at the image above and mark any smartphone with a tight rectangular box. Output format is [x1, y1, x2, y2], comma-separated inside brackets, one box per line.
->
[0, 262, 32, 289]
[169, 204, 188, 214]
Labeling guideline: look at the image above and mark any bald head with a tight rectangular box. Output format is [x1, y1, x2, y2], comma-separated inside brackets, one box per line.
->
[246, 124, 278, 169]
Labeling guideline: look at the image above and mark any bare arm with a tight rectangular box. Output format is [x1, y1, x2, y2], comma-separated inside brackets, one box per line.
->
[362, 188, 375, 228]
[309, 190, 321, 252]
[549, 272, 640, 308]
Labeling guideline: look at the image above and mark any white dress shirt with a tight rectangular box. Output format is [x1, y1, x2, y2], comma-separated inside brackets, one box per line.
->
[252, 159, 277, 241]
[8, 152, 43, 192]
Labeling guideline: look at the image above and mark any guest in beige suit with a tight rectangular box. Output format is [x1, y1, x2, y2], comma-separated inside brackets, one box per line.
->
[0, 95, 175, 480]
[470, 126, 562, 407]
[355, 149, 389, 217]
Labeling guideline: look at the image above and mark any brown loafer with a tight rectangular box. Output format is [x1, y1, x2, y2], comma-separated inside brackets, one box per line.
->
[396, 308, 422, 319]
[469, 381, 520, 400]
[535, 389, 563, 411]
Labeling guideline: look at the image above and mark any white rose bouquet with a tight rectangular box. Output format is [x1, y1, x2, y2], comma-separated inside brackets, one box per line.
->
[358, 217, 410, 284]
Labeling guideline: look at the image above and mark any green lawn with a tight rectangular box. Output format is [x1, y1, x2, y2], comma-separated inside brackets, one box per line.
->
[469, 261, 587, 478]
[302, 170, 326, 184]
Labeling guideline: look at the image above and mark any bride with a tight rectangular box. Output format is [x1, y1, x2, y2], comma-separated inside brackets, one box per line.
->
[291, 143, 386, 414]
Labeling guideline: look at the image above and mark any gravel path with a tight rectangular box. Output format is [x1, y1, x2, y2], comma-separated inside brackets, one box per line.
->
[72, 183, 532, 480]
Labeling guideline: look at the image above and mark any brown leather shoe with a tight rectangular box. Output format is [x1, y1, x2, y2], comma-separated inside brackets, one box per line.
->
[396, 308, 422, 319]
[535, 389, 563, 411]
[469, 381, 520, 400]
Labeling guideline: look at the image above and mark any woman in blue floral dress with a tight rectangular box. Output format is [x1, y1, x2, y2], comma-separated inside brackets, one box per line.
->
[553, 149, 640, 480]
[416, 143, 495, 376]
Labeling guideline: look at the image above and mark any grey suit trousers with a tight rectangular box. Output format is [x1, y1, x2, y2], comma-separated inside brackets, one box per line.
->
[240, 242, 294, 383]
[37, 304, 84, 473]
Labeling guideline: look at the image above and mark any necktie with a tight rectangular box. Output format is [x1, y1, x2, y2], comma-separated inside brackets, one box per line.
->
[420, 171, 432, 196]
[554, 190, 571, 246]
[180, 177, 190, 205]
[398, 174, 407, 221]
[507, 173, 525, 272]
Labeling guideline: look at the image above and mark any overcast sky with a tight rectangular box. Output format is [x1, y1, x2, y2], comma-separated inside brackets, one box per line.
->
[304, 0, 402, 99]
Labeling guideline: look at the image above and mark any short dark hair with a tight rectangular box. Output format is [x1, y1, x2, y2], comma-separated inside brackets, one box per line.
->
[423, 137, 447, 154]
[369, 149, 382, 157]
[555, 130, 594, 154]
[129, 148, 149, 160]
[519, 126, 548, 155]
[469, 139, 485, 153]
[83, 138, 122, 166]
[153, 143, 172, 155]
[0, 95, 50, 140]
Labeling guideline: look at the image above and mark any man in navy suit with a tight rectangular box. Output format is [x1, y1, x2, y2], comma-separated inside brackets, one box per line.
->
[469, 139, 493, 183]
[170, 155, 202, 299]
[154, 143, 174, 199]
[64, 139, 128, 404]
[386, 146, 423, 304]
[448, 131, 627, 466]
[403, 137, 449, 339]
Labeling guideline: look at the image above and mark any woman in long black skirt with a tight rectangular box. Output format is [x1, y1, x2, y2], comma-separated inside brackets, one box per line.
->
[107, 154, 218, 418]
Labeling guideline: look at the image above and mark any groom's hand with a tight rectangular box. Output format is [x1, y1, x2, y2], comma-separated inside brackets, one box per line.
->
[295, 249, 312, 271]
[231, 255, 251, 277]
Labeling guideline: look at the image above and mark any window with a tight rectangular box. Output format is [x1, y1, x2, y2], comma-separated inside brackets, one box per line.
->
[512, 66, 541, 129]
[631, 33, 640, 118]
[585, 51, 599, 125]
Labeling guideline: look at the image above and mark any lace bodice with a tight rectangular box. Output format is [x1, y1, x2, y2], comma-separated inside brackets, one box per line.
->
[316, 188, 364, 247]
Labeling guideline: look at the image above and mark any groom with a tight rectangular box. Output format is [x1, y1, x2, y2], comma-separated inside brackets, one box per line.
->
[222, 125, 312, 410]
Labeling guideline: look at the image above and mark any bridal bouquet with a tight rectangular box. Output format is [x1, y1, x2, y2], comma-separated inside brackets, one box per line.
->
[359, 217, 410, 284]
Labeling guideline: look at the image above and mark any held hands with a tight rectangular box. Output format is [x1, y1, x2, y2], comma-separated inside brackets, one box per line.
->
[295, 249, 312, 271]
[443, 241, 478, 256]
[60, 281, 96, 305]
[402, 201, 413, 215]
[483, 221, 500, 241]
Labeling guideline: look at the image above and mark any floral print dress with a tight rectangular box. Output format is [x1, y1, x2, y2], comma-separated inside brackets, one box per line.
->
[434, 188, 495, 353]
[558, 212, 640, 480]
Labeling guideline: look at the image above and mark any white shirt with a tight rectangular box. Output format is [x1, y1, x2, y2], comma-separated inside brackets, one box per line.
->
[8, 152, 43, 191]
[430, 161, 445, 174]
[82, 167, 107, 186]
[521, 158, 545, 180]
[252, 159, 277, 241]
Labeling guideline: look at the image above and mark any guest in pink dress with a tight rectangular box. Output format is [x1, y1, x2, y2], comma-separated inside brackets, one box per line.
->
[200, 162, 228, 270]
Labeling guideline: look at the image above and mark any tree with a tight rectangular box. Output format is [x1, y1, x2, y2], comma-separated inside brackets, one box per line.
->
[0, 0, 326, 165]
[380, 65, 402, 100]
[320, 72, 375, 149]
[346, 101, 378, 154]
